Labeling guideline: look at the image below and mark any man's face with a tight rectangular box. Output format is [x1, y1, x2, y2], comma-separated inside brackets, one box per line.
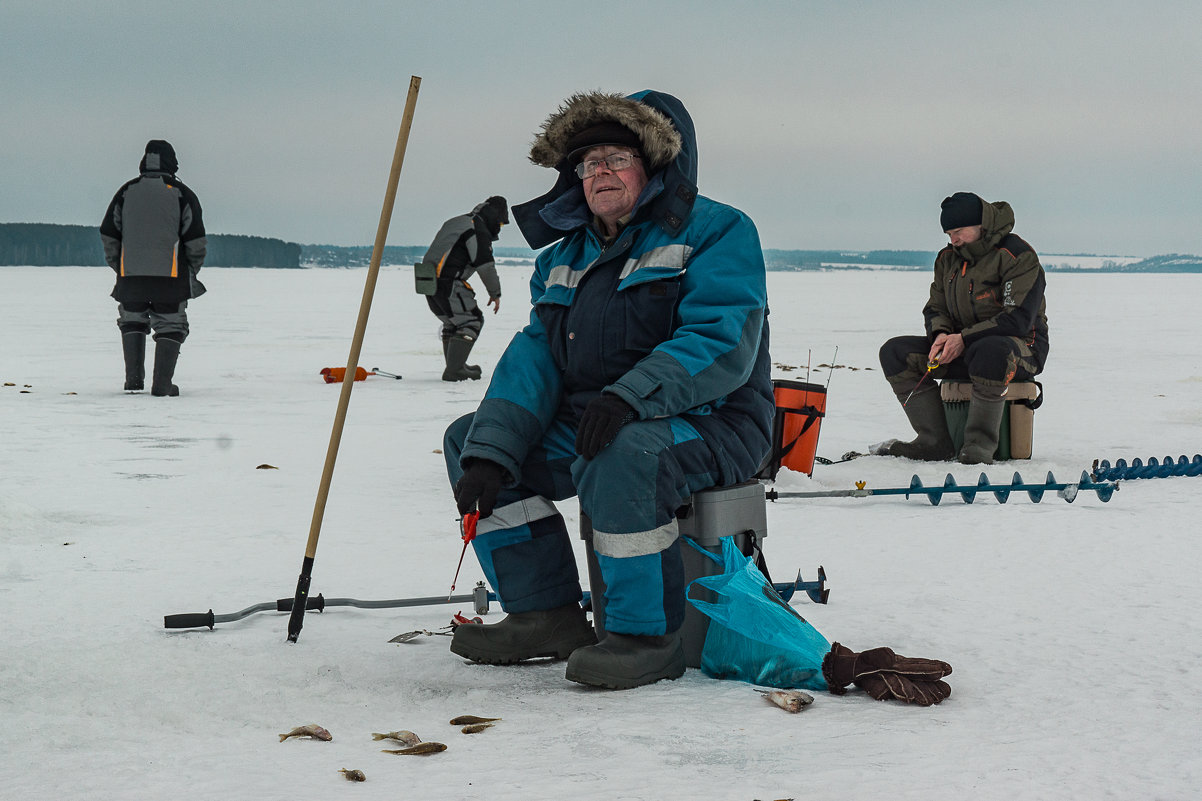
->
[581, 145, 649, 228]
[946, 225, 983, 247]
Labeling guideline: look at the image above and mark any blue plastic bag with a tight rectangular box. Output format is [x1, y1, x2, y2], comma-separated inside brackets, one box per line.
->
[685, 537, 829, 690]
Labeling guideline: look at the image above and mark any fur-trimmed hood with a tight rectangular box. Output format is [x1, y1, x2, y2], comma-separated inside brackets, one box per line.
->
[512, 90, 700, 250]
[529, 92, 683, 173]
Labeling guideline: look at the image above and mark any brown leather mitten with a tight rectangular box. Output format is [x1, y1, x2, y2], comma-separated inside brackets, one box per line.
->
[822, 642, 953, 695]
[857, 672, 952, 706]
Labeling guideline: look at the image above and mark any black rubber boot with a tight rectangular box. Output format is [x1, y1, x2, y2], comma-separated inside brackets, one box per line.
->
[442, 334, 481, 381]
[122, 332, 146, 391]
[958, 385, 1006, 465]
[151, 338, 182, 397]
[881, 383, 955, 460]
[565, 631, 686, 690]
[450, 604, 596, 664]
[442, 336, 481, 379]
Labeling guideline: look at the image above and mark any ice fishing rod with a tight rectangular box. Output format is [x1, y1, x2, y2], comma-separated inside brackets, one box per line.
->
[165, 570, 828, 631]
[766, 470, 1118, 505]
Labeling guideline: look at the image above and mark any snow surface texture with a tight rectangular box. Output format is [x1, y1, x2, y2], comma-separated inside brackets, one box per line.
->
[2, 265, 1200, 800]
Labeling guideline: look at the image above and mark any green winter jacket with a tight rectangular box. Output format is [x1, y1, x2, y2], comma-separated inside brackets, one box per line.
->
[924, 200, 1049, 370]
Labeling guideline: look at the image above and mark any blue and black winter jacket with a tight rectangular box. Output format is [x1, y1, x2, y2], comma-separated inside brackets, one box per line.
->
[460, 91, 774, 486]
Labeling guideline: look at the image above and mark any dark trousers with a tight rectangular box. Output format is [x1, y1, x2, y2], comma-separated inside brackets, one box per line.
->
[879, 334, 1039, 388]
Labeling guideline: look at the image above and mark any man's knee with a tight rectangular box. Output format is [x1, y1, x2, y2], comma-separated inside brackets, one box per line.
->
[118, 320, 151, 335]
[454, 319, 483, 339]
[576, 425, 693, 530]
[964, 339, 1020, 384]
[880, 336, 929, 382]
[148, 303, 189, 342]
[443, 413, 476, 483]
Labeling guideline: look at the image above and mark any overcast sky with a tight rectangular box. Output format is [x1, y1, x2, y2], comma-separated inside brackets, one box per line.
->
[4, 0, 1200, 256]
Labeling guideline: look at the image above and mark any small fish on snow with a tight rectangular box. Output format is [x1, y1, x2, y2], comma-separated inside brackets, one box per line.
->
[449, 715, 500, 725]
[382, 742, 447, 755]
[460, 722, 494, 734]
[278, 724, 333, 742]
[756, 688, 815, 713]
[371, 730, 422, 746]
[339, 769, 366, 782]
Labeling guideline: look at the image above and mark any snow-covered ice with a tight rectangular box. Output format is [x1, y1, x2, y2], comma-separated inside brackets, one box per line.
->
[3, 265, 1200, 800]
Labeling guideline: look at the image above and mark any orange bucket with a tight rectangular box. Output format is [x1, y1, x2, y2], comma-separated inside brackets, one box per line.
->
[759, 380, 827, 478]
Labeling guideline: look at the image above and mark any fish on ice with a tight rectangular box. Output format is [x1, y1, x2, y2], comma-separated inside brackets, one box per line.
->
[278, 724, 333, 742]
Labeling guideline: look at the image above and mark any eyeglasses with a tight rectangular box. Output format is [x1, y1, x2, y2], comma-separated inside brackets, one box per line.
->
[575, 152, 640, 179]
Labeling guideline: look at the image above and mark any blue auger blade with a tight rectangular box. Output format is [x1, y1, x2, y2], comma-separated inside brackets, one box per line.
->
[772, 569, 828, 604]
[974, 472, 991, 504]
[990, 472, 1021, 504]
[1020, 472, 1049, 504]
[937, 473, 956, 505]
[1088, 472, 1117, 502]
[777, 571, 799, 602]
[804, 566, 830, 604]
[1060, 473, 1081, 503]
[906, 474, 926, 502]
[955, 473, 984, 504]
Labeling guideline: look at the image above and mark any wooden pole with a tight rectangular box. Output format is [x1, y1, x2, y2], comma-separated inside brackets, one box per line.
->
[288, 75, 422, 643]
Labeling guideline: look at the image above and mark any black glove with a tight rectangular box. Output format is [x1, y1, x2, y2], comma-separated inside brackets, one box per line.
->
[575, 394, 636, 460]
[454, 459, 506, 518]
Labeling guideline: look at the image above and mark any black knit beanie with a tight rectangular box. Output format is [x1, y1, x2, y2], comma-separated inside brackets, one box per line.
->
[940, 192, 983, 232]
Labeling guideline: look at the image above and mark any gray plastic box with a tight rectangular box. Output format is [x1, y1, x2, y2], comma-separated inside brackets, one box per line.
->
[580, 481, 767, 668]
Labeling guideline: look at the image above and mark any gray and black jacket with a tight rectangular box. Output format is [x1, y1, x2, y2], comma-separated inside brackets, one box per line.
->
[100, 158, 206, 305]
[421, 213, 502, 300]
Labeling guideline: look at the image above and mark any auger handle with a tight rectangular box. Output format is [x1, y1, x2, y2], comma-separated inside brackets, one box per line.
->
[276, 595, 326, 613]
[164, 610, 215, 630]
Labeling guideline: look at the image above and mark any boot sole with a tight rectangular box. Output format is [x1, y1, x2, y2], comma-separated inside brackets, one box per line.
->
[565, 658, 685, 690]
[449, 632, 597, 665]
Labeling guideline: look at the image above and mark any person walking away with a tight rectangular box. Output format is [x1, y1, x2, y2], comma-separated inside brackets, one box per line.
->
[99, 140, 206, 396]
[441, 91, 773, 690]
[877, 192, 1049, 464]
[421, 196, 507, 381]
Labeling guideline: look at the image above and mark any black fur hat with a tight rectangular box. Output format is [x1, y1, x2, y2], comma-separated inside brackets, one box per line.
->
[529, 92, 682, 174]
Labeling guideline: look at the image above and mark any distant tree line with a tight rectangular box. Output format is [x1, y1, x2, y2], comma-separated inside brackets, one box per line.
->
[6, 224, 1198, 272]
[300, 244, 428, 268]
[1049, 254, 1202, 272]
[0, 223, 301, 268]
[297, 244, 541, 267]
[764, 249, 938, 270]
